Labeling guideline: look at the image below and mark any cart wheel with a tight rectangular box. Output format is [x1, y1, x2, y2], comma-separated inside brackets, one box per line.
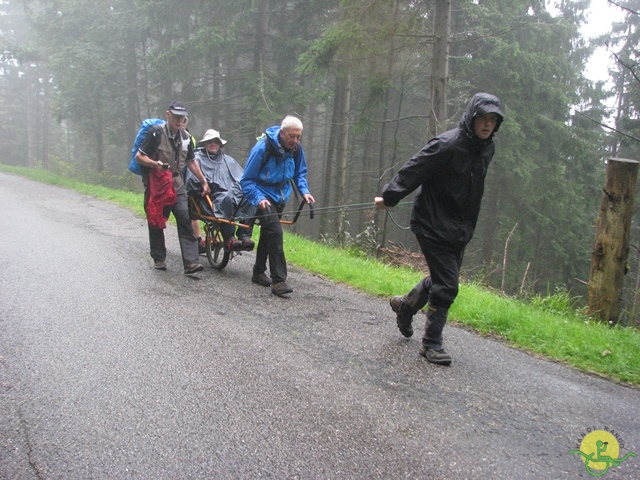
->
[205, 223, 230, 270]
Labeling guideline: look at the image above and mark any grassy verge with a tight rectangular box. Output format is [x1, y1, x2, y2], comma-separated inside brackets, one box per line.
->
[3, 164, 639, 387]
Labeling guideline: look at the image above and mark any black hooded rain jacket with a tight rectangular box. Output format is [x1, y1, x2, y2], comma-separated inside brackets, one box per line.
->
[382, 92, 504, 252]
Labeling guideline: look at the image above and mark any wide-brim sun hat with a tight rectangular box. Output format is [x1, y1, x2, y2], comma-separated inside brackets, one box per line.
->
[200, 129, 227, 146]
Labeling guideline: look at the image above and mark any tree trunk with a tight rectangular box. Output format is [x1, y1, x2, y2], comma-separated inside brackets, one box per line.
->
[374, 0, 402, 248]
[252, 0, 270, 138]
[140, 37, 151, 118]
[210, 54, 221, 127]
[26, 65, 36, 168]
[94, 97, 105, 173]
[41, 73, 51, 168]
[480, 166, 501, 266]
[428, 0, 451, 138]
[357, 127, 377, 235]
[125, 33, 139, 140]
[587, 158, 640, 324]
[335, 72, 352, 239]
[320, 76, 341, 237]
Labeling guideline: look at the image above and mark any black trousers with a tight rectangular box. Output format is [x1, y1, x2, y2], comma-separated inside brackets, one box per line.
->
[253, 203, 287, 283]
[219, 223, 253, 241]
[409, 235, 465, 350]
[404, 234, 465, 313]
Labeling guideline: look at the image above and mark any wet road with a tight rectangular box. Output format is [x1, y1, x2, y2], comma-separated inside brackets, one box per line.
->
[1, 172, 639, 479]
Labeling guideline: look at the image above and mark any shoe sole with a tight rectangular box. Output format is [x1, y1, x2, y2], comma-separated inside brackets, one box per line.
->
[419, 348, 452, 366]
[272, 289, 293, 296]
[397, 323, 413, 338]
[425, 358, 451, 366]
[184, 266, 204, 274]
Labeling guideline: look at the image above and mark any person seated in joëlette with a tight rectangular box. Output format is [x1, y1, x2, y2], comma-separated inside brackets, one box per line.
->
[185, 129, 256, 252]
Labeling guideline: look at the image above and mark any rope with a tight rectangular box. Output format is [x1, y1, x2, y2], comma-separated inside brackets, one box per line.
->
[274, 200, 414, 230]
[385, 210, 412, 230]
[281, 200, 412, 217]
[222, 199, 413, 229]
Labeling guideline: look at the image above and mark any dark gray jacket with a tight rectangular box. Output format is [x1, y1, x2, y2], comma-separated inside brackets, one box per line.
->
[382, 92, 504, 251]
[185, 148, 255, 221]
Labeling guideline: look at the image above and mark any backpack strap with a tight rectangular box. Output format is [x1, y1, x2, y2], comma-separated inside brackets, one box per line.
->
[258, 133, 300, 170]
[256, 132, 302, 194]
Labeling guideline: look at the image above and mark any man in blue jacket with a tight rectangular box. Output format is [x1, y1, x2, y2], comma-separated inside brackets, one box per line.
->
[375, 92, 504, 365]
[241, 116, 315, 296]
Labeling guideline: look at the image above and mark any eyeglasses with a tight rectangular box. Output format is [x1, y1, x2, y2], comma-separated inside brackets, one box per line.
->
[171, 114, 188, 123]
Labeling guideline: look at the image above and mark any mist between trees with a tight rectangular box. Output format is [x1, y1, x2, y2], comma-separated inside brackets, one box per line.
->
[2, 0, 640, 324]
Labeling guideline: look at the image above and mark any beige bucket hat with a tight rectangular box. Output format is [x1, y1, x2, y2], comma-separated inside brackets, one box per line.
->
[200, 129, 227, 146]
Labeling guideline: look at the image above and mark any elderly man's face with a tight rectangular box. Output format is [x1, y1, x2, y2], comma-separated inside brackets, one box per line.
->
[204, 139, 221, 154]
[280, 127, 302, 150]
[166, 112, 188, 134]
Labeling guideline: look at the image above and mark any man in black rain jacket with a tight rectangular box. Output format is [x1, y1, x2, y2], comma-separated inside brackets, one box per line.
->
[375, 92, 504, 366]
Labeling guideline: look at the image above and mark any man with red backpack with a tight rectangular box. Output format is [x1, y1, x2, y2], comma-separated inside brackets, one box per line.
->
[135, 101, 210, 274]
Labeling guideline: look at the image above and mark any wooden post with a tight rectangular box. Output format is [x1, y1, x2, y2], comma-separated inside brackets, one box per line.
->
[587, 158, 639, 324]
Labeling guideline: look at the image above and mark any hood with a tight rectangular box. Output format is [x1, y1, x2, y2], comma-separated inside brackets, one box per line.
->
[196, 147, 223, 162]
[460, 92, 504, 137]
[265, 125, 283, 152]
[264, 124, 302, 156]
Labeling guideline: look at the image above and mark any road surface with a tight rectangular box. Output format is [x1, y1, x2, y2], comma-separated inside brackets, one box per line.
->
[1, 172, 638, 479]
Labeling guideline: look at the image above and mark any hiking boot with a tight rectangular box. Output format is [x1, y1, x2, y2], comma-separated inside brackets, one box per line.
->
[226, 237, 243, 251]
[184, 263, 204, 275]
[419, 346, 452, 366]
[154, 260, 167, 270]
[240, 237, 255, 251]
[251, 272, 271, 286]
[198, 237, 206, 255]
[390, 296, 413, 338]
[271, 281, 293, 296]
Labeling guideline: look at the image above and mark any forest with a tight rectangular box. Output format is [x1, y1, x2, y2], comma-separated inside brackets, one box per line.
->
[1, 0, 640, 323]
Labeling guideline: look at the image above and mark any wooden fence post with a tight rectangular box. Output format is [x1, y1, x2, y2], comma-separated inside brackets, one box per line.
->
[587, 158, 639, 324]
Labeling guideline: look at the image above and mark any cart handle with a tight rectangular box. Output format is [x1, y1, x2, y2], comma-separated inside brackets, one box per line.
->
[280, 200, 315, 225]
[202, 194, 250, 229]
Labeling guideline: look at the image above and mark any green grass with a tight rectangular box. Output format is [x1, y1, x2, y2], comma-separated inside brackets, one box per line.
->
[3, 164, 640, 387]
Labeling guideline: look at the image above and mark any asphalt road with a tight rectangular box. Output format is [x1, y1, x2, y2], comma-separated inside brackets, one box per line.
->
[1, 172, 639, 480]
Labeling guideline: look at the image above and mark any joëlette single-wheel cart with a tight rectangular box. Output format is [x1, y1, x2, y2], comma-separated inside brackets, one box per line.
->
[189, 193, 313, 270]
